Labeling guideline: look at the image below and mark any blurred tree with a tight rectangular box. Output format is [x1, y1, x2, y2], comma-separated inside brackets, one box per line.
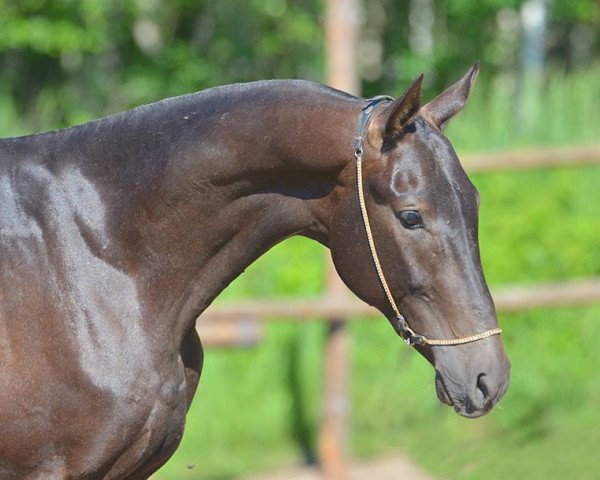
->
[0, 0, 597, 132]
[549, 0, 600, 68]
[0, 0, 324, 130]
[360, 0, 599, 96]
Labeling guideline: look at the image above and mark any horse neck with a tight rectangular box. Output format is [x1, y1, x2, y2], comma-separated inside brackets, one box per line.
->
[118, 84, 362, 340]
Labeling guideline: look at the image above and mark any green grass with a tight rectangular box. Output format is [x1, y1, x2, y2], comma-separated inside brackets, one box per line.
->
[155, 66, 600, 479]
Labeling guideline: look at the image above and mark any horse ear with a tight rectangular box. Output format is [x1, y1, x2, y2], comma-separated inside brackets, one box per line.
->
[383, 74, 423, 141]
[421, 62, 480, 130]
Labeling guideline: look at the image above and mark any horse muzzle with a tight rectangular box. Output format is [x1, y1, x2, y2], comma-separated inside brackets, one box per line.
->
[433, 339, 511, 418]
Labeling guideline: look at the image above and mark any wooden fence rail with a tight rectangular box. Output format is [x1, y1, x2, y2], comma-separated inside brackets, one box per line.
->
[197, 276, 600, 337]
[462, 144, 600, 172]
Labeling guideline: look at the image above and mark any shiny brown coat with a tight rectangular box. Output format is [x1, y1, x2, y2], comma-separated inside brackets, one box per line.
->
[0, 66, 509, 478]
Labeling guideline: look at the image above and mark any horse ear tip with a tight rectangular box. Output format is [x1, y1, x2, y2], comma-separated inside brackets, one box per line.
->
[466, 62, 480, 88]
[408, 74, 424, 95]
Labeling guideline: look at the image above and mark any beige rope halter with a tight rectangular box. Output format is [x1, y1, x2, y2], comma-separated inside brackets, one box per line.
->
[354, 97, 502, 347]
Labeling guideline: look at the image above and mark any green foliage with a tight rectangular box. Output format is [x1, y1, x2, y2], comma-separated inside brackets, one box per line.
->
[0, 0, 324, 133]
[553, 0, 600, 22]
[0, 0, 597, 136]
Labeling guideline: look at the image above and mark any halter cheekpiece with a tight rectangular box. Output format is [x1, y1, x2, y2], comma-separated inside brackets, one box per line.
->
[354, 96, 502, 346]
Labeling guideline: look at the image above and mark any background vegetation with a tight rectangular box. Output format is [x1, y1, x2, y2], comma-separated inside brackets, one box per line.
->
[1, 1, 599, 479]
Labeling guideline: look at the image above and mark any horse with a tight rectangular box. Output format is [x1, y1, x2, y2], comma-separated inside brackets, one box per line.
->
[0, 63, 509, 478]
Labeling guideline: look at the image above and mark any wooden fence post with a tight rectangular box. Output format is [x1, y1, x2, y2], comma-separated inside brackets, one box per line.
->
[319, 1, 362, 478]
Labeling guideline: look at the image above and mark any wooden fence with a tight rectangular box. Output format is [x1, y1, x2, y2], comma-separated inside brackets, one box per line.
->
[199, 275, 600, 326]
[195, 144, 600, 479]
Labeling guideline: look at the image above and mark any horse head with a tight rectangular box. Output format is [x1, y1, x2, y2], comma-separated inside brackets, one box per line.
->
[329, 64, 510, 418]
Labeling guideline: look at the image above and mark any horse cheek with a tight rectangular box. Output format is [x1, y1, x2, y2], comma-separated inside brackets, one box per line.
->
[328, 197, 384, 310]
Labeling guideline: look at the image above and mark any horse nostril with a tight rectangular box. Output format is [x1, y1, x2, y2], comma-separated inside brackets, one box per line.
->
[476, 373, 489, 403]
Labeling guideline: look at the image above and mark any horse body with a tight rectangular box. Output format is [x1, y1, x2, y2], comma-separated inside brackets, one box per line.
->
[0, 72, 509, 478]
[0, 81, 362, 478]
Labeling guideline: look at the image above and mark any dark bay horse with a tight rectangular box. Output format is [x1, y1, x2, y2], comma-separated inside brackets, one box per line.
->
[0, 64, 509, 478]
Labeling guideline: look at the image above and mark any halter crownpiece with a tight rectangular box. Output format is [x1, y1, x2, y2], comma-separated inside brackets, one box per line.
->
[354, 96, 502, 346]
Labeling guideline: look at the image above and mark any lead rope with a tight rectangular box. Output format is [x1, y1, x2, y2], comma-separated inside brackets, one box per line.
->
[354, 97, 502, 346]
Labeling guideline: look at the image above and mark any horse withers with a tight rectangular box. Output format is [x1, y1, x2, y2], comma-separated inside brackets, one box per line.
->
[0, 64, 508, 478]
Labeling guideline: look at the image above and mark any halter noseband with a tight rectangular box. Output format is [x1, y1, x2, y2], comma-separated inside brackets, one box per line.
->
[354, 96, 502, 346]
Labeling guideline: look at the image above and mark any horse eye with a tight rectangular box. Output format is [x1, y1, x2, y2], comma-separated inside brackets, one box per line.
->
[399, 210, 423, 229]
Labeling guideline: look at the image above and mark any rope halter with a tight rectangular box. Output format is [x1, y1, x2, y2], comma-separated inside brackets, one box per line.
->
[354, 96, 502, 346]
